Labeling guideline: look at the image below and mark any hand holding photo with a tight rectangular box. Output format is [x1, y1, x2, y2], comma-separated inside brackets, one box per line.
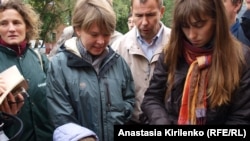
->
[0, 65, 28, 104]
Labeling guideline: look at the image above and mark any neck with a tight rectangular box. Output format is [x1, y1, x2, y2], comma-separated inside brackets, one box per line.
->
[0, 39, 27, 56]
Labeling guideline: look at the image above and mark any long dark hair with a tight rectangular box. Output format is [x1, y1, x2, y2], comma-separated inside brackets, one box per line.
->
[164, 0, 245, 108]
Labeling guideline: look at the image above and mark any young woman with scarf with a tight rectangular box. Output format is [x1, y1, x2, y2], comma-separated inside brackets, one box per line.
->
[141, 0, 250, 125]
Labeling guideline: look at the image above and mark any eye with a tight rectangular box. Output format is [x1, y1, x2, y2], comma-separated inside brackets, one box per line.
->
[134, 14, 143, 18]
[90, 33, 98, 37]
[181, 23, 190, 28]
[146, 13, 156, 17]
[0, 21, 8, 26]
[103, 34, 111, 37]
[192, 20, 207, 28]
[13, 21, 22, 25]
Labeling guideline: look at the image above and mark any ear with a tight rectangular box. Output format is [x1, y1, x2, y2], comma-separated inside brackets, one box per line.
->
[74, 27, 81, 37]
[235, 1, 243, 13]
[160, 6, 165, 19]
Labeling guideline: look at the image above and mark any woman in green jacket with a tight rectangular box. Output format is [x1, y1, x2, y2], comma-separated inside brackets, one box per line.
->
[46, 0, 135, 141]
[0, 0, 54, 140]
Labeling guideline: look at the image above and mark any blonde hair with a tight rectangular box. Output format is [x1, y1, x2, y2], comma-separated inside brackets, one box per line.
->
[164, 0, 245, 108]
[72, 0, 116, 35]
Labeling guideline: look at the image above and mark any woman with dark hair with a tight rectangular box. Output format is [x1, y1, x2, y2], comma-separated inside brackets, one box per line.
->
[141, 0, 250, 125]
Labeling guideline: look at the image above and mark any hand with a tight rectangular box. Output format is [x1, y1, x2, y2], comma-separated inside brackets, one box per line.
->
[0, 76, 25, 115]
[0, 92, 24, 115]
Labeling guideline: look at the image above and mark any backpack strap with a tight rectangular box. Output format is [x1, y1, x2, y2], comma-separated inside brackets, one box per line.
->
[33, 49, 44, 71]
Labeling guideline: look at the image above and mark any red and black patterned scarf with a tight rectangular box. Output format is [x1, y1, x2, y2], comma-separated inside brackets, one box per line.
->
[178, 40, 213, 125]
[0, 39, 27, 56]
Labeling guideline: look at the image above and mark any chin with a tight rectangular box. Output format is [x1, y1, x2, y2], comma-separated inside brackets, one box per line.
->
[7, 41, 22, 45]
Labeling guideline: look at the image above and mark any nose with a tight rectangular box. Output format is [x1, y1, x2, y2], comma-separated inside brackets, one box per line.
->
[97, 36, 105, 45]
[141, 16, 148, 26]
[187, 27, 197, 40]
[8, 23, 16, 31]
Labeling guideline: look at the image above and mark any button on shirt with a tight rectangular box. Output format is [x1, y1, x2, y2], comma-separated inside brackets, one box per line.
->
[136, 24, 164, 61]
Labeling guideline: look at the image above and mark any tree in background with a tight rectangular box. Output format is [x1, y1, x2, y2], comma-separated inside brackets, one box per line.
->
[113, 0, 174, 34]
[23, 0, 77, 46]
[24, 0, 173, 43]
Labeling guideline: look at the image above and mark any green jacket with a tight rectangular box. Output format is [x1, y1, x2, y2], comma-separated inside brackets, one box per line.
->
[0, 45, 54, 141]
[47, 38, 135, 141]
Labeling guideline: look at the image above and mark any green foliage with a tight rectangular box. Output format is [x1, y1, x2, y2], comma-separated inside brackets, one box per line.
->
[25, 0, 173, 41]
[113, 0, 130, 34]
[162, 0, 174, 27]
[113, 0, 174, 34]
[25, 0, 76, 42]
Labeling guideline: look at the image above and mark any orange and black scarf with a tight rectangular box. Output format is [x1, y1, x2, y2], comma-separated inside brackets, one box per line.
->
[178, 40, 213, 125]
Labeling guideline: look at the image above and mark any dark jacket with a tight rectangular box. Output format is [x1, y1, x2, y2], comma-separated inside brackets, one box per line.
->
[231, 18, 250, 47]
[46, 37, 135, 141]
[141, 44, 250, 125]
[0, 45, 54, 141]
[241, 10, 250, 42]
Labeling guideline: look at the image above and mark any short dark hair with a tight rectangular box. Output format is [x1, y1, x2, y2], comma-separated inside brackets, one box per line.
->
[131, 0, 163, 9]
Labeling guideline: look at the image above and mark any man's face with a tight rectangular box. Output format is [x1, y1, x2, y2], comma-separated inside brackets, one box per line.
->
[246, 0, 250, 9]
[132, 0, 164, 43]
[127, 16, 134, 30]
[223, 0, 242, 25]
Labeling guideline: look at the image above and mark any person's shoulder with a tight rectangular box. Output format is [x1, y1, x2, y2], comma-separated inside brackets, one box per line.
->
[111, 29, 135, 50]
[113, 30, 123, 36]
[162, 24, 171, 34]
[242, 10, 250, 19]
[61, 26, 75, 40]
[160, 24, 171, 42]
[63, 26, 74, 33]
[120, 28, 137, 42]
[110, 30, 123, 46]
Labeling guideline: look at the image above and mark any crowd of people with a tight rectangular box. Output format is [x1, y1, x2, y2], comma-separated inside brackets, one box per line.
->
[0, 0, 250, 141]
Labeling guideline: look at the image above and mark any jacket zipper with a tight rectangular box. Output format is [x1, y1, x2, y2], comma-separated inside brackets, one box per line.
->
[104, 78, 111, 111]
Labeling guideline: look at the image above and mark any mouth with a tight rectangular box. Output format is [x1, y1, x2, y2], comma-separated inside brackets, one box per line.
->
[94, 45, 104, 49]
[191, 40, 200, 44]
[93, 46, 105, 52]
[142, 29, 149, 32]
[8, 35, 18, 38]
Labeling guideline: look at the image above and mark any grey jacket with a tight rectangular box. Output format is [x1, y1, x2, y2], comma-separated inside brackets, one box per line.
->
[112, 23, 171, 123]
[46, 37, 135, 141]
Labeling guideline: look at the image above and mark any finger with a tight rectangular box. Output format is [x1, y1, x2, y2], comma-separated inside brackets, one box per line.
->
[15, 93, 24, 102]
[15, 93, 25, 112]
[7, 94, 18, 114]
[1, 97, 12, 114]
